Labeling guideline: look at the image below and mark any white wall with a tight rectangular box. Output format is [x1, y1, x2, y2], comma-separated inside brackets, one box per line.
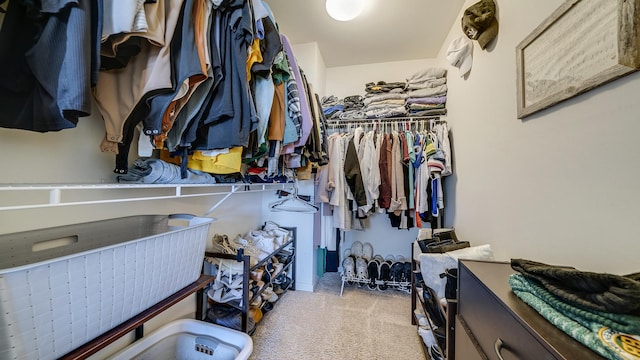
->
[326, 58, 440, 98]
[437, 0, 640, 274]
[292, 42, 327, 97]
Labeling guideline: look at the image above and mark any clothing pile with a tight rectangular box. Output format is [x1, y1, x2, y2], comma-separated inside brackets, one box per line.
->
[509, 258, 640, 360]
[0, 0, 329, 181]
[316, 121, 452, 231]
[320, 67, 448, 123]
[321, 95, 344, 120]
[405, 68, 448, 117]
[320, 94, 365, 121]
[363, 84, 408, 119]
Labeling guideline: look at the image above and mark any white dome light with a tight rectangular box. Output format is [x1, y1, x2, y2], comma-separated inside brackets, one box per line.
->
[326, 0, 366, 22]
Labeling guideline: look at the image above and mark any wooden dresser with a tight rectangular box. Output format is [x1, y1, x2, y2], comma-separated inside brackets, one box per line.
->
[456, 260, 602, 360]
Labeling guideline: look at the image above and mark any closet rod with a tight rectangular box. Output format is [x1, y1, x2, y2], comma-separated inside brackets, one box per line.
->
[325, 116, 444, 124]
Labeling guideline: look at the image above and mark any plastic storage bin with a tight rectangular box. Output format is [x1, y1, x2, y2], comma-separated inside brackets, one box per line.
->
[0, 214, 213, 360]
[108, 319, 253, 360]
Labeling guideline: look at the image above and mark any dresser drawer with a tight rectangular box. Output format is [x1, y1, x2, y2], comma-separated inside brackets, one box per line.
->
[457, 260, 601, 360]
[455, 315, 488, 360]
[458, 263, 557, 360]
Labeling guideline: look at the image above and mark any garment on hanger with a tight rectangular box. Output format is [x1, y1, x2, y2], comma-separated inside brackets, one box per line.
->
[319, 117, 452, 232]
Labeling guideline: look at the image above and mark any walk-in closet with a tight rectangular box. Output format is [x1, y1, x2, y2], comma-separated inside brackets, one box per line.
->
[2, 0, 640, 359]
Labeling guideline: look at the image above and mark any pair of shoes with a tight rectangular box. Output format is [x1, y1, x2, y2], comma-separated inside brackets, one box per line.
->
[389, 262, 404, 282]
[210, 234, 236, 255]
[260, 286, 278, 303]
[342, 256, 356, 278]
[263, 221, 291, 246]
[351, 241, 364, 257]
[379, 260, 392, 281]
[262, 301, 274, 313]
[378, 260, 392, 290]
[270, 256, 285, 275]
[207, 305, 255, 333]
[249, 306, 263, 324]
[402, 261, 412, 282]
[367, 259, 380, 289]
[355, 257, 368, 280]
[247, 230, 277, 256]
[273, 276, 292, 294]
[422, 285, 446, 328]
[362, 242, 373, 261]
[207, 286, 242, 304]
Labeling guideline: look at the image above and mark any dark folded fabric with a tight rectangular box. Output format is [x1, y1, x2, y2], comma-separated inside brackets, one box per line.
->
[511, 258, 640, 315]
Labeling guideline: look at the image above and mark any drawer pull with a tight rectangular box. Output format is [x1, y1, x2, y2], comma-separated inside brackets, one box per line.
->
[495, 338, 505, 360]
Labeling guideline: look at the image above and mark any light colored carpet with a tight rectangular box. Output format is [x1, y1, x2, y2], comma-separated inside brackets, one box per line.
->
[249, 273, 424, 360]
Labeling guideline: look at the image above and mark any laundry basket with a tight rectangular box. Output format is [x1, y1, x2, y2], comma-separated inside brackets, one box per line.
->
[0, 214, 213, 360]
[107, 319, 253, 360]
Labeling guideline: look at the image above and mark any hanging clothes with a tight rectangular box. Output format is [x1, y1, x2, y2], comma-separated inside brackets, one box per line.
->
[0, 0, 95, 132]
[319, 118, 452, 232]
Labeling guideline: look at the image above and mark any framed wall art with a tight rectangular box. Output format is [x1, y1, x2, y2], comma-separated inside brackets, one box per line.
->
[516, 0, 640, 119]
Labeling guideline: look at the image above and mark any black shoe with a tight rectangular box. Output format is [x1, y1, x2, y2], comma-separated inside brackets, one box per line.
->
[390, 262, 404, 282]
[422, 286, 445, 328]
[429, 345, 444, 360]
[367, 259, 379, 288]
[379, 261, 391, 281]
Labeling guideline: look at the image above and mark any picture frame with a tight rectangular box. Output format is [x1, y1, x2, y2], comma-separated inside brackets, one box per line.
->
[516, 0, 640, 119]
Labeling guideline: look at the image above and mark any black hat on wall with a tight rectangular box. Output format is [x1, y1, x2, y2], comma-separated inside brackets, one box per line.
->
[461, 0, 499, 50]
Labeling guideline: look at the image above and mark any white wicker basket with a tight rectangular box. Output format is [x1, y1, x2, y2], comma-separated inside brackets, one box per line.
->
[0, 214, 213, 360]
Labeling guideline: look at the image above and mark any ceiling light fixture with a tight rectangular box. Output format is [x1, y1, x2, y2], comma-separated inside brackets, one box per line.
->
[325, 0, 366, 22]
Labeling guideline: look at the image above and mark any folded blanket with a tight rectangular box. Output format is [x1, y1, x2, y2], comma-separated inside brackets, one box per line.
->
[511, 258, 640, 315]
[509, 273, 640, 360]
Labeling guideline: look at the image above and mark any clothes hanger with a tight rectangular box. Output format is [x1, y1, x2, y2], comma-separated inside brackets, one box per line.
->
[268, 178, 318, 213]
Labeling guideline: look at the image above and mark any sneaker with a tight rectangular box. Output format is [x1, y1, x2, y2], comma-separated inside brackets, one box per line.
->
[417, 326, 437, 347]
[207, 286, 242, 304]
[377, 260, 392, 290]
[379, 261, 391, 282]
[351, 241, 363, 257]
[402, 261, 412, 282]
[342, 256, 356, 278]
[362, 242, 373, 261]
[355, 257, 368, 279]
[389, 262, 405, 282]
[210, 234, 235, 254]
[422, 286, 445, 328]
[367, 259, 380, 289]
[247, 231, 276, 256]
[264, 226, 290, 247]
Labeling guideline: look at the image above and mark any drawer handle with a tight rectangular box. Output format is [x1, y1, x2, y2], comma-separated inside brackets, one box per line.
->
[494, 338, 505, 360]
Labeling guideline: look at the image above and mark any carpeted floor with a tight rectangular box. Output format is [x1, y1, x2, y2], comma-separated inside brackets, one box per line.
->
[249, 272, 424, 360]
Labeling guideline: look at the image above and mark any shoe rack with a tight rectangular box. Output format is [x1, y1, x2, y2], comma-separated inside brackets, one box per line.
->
[204, 227, 296, 334]
[411, 246, 456, 360]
